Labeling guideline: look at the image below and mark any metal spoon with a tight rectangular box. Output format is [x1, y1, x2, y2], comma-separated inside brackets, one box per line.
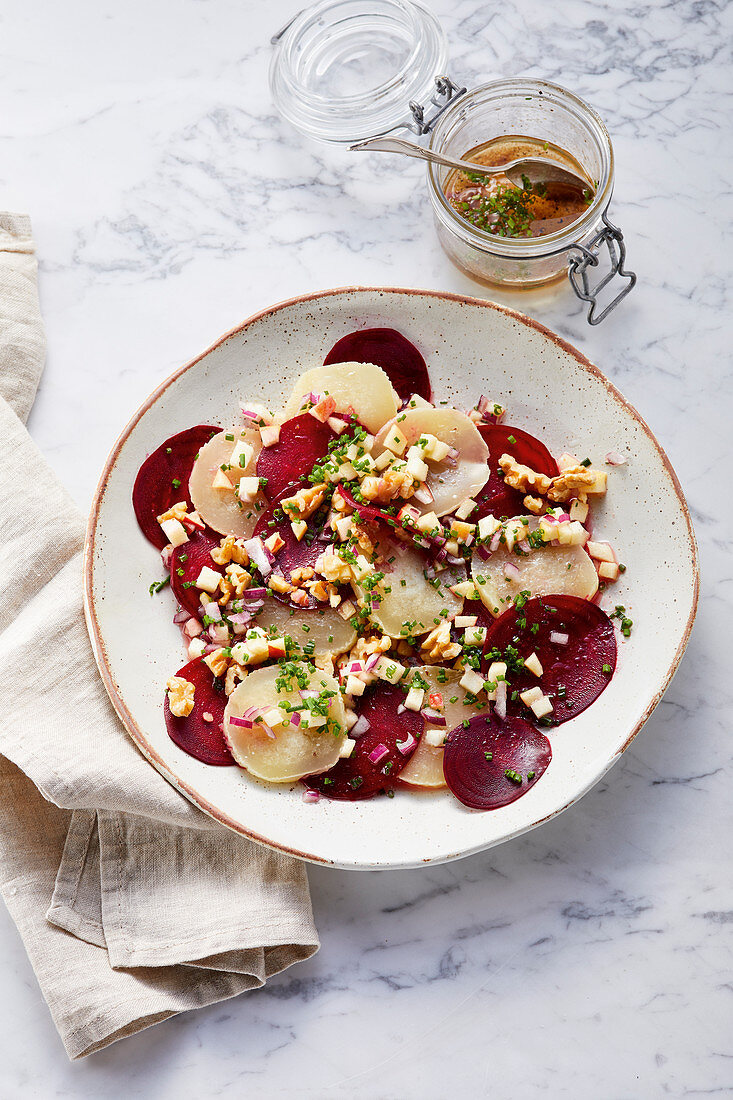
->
[349, 135, 591, 191]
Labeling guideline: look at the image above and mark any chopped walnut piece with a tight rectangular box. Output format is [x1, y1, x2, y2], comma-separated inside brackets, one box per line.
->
[157, 501, 189, 525]
[498, 454, 552, 496]
[225, 563, 251, 598]
[523, 494, 545, 515]
[308, 580, 330, 602]
[203, 648, 229, 678]
[166, 676, 195, 718]
[280, 483, 328, 520]
[546, 466, 597, 503]
[224, 663, 248, 696]
[291, 566, 316, 585]
[269, 575, 295, 595]
[351, 520, 377, 558]
[331, 488, 351, 513]
[420, 621, 463, 664]
[211, 535, 250, 567]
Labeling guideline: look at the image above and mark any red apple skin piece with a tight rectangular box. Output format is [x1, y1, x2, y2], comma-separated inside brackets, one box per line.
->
[255, 413, 335, 504]
[164, 657, 234, 766]
[303, 684, 423, 801]
[254, 505, 329, 609]
[170, 531, 225, 618]
[474, 423, 559, 522]
[324, 327, 431, 403]
[443, 712, 551, 810]
[133, 425, 220, 549]
[483, 595, 617, 725]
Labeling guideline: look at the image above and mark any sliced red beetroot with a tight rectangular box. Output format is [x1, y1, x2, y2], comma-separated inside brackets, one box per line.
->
[474, 423, 559, 521]
[254, 505, 331, 609]
[164, 657, 234, 766]
[133, 425, 220, 549]
[303, 683, 423, 801]
[324, 327, 431, 402]
[256, 414, 335, 503]
[170, 531, 224, 617]
[443, 712, 551, 809]
[483, 595, 617, 725]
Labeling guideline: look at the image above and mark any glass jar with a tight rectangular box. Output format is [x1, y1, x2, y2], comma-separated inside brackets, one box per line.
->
[270, 0, 635, 323]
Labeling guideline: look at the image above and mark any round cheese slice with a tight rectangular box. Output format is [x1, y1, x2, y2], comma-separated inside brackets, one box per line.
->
[224, 663, 346, 782]
[189, 427, 266, 538]
[375, 406, 489, 517]
[283, 362, 399, 434]
[472, 518, 598, 617]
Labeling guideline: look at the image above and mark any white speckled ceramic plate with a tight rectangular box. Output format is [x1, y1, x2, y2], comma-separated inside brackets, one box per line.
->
[84, 288, 698, 869]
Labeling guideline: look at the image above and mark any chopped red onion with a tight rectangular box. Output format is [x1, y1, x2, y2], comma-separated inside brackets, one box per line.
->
[556, 512, 571, 523]
[477, 395, 490, 416]
[173, 609, 190, 625]
[244, 586, 267, 600]
[368, 744, 389, 765]
[605, 451, 627, 466]
[351, 714, 371, 738]
[228, 714, 254, 729]
[490, 530, 502, 552]
[396, 732, 416, 755]
[413, 483, 434, 505]
[205, 601, 222, 621]
[243, 537, 272, 577]
[161, 546, 172, 569]
[516, 539, 529, 554]
[290, 711, 301, 727]
[341, 660, 364, 676]
[420, 707, 446, 725]
[364, 654, 381, 672]
[228, 610, 252, 625]
[203, 643, 219, 655]
[476, 544, 491, 561]
[503, 562, 521, 581]
[494, 679, 507, 720]
[302, 788, 320, 803]
[446, 554, 465, 566]
[550, 631, 569, 646]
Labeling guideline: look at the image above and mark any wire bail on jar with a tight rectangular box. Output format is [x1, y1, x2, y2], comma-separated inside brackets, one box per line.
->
[567, 213, 637, 325]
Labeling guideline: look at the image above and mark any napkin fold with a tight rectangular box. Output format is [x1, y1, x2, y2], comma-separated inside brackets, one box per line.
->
[0, 214, 318, 1059]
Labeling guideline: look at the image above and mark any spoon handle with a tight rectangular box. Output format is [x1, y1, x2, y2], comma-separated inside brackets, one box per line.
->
[349, 136, 504, 179]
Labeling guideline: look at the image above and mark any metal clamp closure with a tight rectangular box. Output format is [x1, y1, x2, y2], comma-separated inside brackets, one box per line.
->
[567, 212, 637, 325]
[408, 76, 466, 136]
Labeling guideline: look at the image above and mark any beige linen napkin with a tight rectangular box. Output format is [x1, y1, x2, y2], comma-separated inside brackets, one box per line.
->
[0, 214, 318, 1060]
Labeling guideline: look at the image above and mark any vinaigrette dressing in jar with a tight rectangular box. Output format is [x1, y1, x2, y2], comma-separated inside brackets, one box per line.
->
[270, 0, 636, 324]
[444, 136, 594, 242]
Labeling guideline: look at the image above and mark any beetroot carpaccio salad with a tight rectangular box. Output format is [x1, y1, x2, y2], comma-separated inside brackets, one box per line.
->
[133, 328, 633, 810]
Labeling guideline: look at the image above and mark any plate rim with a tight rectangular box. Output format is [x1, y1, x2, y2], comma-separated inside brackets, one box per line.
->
[83, 285, 700, 867]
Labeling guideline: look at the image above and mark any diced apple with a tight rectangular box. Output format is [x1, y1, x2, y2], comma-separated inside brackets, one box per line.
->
[211, 468, 234, 491]
[195, 566, 222, 593]
[384, 425, 408, 455]
[404, 686, 424, 711]
[569, 498, 589, 522]
[455, 498, 478, 520]
[524, 651, 543, 677]
[159, 518, 189, 547]
[459, 668, 485, 695]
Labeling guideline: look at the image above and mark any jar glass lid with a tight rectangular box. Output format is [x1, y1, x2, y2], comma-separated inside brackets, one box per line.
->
[270, 0, 448, 144]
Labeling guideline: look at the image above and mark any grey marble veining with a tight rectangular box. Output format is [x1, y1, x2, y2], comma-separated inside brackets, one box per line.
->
[0, 0, 731, 1095]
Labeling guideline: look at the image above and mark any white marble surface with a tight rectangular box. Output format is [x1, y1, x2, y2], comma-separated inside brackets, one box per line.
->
[1, 0, 731, 1094]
